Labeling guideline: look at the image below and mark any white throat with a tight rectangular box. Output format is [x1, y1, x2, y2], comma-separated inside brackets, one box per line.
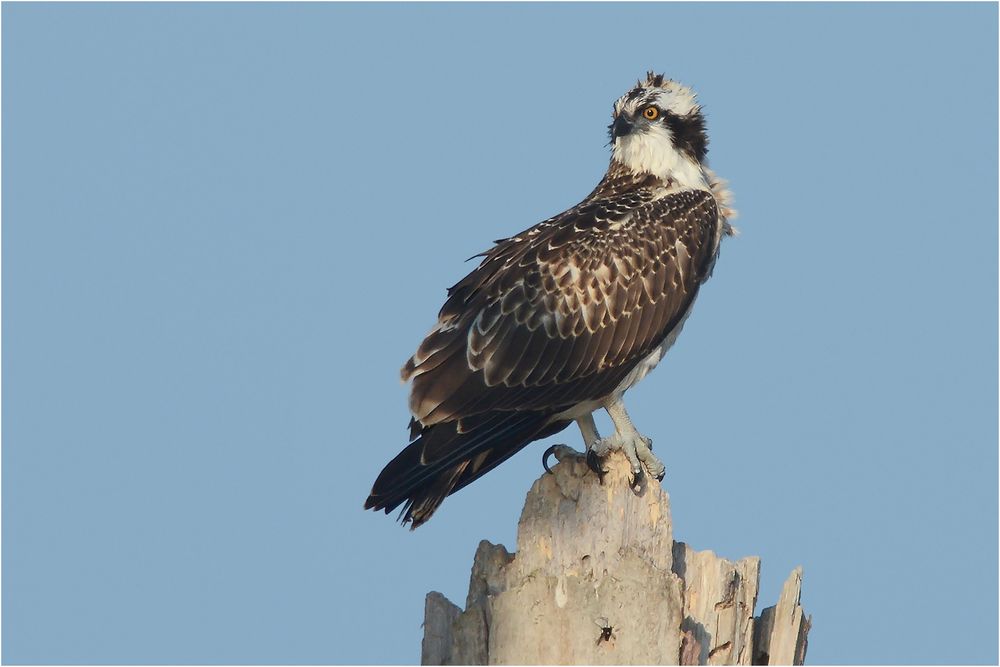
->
[612, 127, 708, 191]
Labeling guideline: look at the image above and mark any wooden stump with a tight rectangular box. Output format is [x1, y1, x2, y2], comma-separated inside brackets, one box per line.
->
[421, 451, 810, 665]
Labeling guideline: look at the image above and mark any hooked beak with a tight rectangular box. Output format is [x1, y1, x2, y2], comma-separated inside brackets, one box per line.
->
[609, 115, 634, 141]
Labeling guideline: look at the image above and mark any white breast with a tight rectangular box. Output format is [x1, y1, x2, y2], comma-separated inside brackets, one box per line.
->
[610, 304, 694, 400]
[612, 125, 710, 192]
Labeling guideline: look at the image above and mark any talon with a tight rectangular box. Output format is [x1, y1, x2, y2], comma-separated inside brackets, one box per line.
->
[641, 456, 666, 483]
[623, 450, 643, 481]
[543, 444, 586, 474]
[585, 450, 608, 484]
[628, 471, 642, 490]
[542, 445, 558, 474]
[632, 435, 665, 483]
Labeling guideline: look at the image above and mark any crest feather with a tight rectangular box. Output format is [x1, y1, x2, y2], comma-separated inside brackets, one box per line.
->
[645, 71, 668, 88]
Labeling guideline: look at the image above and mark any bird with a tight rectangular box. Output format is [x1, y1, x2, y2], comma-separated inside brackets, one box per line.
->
[364, 72, 736, 528]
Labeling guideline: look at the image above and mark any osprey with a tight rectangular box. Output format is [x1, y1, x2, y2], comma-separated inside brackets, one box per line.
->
[365, 73, 735, 527]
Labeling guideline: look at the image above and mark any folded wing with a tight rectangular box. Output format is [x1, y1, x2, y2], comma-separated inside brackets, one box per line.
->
[366, 188, 720, 526]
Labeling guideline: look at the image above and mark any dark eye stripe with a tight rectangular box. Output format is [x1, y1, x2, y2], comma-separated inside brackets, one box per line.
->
[662, 111, 708, 162]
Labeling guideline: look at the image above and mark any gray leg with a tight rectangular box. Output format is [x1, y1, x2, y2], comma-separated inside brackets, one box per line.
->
[542, 408, 663, 485]
[576, 413, 609, 481]
[576, 413, 601, 447]
[594, 398, 666, 483]
[542, 415, 602, 473]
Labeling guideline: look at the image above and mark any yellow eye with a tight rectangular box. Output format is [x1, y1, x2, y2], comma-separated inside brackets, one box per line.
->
[642, 106, 660, 120]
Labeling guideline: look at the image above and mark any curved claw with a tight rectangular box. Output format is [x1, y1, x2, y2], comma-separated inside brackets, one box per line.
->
[542, 444, 559, 474]
[622, 444, 643, 481]
[586, 450, 608, 485]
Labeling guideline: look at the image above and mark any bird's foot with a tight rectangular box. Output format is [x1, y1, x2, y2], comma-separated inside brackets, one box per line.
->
[543, 444, 609, 484]
[542, 444, 586, 475]
[585, 449, 608, 484]
[591, 432, 665, 488]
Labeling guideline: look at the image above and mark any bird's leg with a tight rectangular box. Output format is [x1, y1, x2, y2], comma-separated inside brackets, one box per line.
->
[542, 414, 606, 481]
[576, 413, 609, 482]
[594, 398, 666, 484]
[542, 444, 583, 474]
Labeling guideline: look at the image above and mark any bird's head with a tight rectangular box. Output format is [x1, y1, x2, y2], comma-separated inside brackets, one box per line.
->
[608, 72, 709, 187]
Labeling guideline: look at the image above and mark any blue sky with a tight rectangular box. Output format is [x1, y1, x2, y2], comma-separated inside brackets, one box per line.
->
[3, 3, 997, 664]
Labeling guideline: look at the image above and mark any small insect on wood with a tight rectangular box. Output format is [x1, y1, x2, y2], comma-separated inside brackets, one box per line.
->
[594, 617, 616, 645]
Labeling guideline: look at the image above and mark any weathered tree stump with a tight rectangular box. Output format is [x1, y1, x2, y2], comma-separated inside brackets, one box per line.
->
[421, 451, 810, 665]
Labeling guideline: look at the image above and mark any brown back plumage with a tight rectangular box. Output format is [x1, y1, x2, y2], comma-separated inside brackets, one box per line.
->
[366, 164, 723, 527]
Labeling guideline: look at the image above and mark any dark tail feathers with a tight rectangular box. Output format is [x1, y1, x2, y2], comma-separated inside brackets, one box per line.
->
[364, 411, 569, 528]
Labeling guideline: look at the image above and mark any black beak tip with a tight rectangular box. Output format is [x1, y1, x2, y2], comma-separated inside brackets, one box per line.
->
[610, 115, 634, 140]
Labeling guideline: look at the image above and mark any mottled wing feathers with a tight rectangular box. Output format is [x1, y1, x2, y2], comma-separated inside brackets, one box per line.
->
[404, 188, 720, 425]
[369, 185, 721, 527]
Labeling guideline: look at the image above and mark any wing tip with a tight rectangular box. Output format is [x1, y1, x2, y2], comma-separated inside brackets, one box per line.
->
[365, 412, 556, 529]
